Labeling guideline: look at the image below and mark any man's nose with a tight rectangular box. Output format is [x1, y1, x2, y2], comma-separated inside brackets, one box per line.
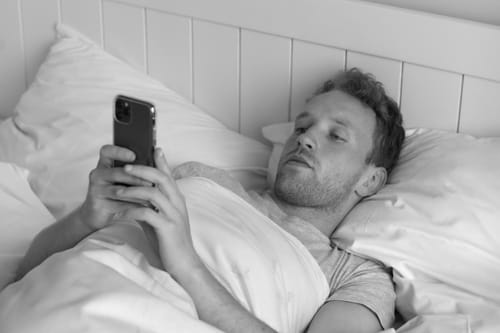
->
[297, 133, 315, 151]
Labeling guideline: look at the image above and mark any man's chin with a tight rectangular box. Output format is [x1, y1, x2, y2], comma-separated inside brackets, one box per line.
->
[275, 170, 311, 193]
[273, 180, 315, 207]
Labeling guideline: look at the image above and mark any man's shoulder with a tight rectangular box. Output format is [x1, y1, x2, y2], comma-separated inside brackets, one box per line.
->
[174, 162, 248, 197]
[324, 245, 396, 329]
[331, 244, 388, 274]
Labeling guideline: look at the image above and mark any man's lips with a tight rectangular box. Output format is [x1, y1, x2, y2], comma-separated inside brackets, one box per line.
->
[286, 154, 313, 168]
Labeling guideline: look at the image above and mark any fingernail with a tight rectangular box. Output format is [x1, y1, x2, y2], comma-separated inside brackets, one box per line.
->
[124, 165, 133, 172]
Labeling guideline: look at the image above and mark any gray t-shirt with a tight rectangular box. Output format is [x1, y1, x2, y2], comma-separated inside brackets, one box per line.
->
[246, 191, 396, 330]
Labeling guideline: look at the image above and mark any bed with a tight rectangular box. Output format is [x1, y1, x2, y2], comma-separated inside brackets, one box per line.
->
[0, 0, 499, 332]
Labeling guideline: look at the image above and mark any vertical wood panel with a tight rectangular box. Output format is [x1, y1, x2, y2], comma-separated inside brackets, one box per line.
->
[240, 30, 291, 140]
[193, 20, 239, 130]
[21, 0, 59, 85]
[102, 0, 145, 71]
[400, 64, 462, 131]
[290, 41, 345, 120]
[0, 0, 25, 118]
[147, 10, 192, 101]
[346, 51, 402, 104]
[60, 0, 102, 45]
[459, 77, 500, 136]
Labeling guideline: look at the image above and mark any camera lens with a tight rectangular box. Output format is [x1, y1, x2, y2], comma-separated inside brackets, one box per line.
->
[115, 100, 131, 123]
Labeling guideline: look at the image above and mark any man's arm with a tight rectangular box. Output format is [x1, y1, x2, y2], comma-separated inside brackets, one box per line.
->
[15, 208, 94, 281]
[173, 259, 277, 332]
[117, 150, 278, 333]
[308, 255, 395, 333]
[15, 145, 148, 281]
[307, 301, 382, 333]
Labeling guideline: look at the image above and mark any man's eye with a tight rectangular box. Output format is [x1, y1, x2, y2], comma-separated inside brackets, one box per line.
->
[295, 127, 306, 134]
[329, 132, 345, 141]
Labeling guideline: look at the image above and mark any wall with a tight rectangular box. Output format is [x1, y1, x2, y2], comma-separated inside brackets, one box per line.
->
[358, 0, 500, 26]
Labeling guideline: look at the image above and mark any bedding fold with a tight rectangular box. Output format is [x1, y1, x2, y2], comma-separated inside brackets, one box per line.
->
[0, 177, 329, 333]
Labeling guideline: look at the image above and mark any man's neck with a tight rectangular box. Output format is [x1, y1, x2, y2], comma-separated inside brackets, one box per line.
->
[269, 192, 350, 237]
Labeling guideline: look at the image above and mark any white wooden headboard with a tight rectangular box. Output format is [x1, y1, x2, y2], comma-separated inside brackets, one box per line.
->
[2, 0, 500, 140]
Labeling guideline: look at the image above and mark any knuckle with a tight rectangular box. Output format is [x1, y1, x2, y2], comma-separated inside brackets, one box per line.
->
[89, 169, 98, 182]
[148, 187, 161, 202]
[100, 145, 110, 156]
[139, 207, 154, 220]
[159, 173, 171, 184]
[155, 186, 167, 200]
[114, 186, 123, 196]
[86, 198, 100, 212]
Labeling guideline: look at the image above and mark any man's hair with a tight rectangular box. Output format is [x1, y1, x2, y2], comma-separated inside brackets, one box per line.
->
[316, 68, 405, 175]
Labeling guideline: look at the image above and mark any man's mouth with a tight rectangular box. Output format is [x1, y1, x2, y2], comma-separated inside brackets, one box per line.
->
[286, 155, 312, 168]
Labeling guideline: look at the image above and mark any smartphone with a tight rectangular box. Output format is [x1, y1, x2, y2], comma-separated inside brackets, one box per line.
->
[113, 95, 156, 168]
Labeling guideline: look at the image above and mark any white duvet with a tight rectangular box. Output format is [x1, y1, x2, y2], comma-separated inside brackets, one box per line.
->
[0, 177, 329, 333]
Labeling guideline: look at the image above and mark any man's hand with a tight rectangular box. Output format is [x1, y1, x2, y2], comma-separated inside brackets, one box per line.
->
[78, 145, 152, 232]
[114, 148, 201, 277]
[14, 145, 153, 281]
[112, 148, 276, 333]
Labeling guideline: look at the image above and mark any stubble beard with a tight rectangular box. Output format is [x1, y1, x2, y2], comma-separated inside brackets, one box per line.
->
[273, 169, 357, 210]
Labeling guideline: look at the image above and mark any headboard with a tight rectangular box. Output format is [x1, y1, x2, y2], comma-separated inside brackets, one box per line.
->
[2, 0, 500, 140]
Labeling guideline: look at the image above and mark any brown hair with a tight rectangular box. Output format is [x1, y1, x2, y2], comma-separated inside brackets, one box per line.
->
[317, 68, 405, 175]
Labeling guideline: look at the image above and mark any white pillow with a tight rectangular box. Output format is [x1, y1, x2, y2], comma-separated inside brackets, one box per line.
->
[0, 24, 270, 219]
[332, 128, 500, 299]
[261, 121, 294, 187]
[262, 123, 500, 327]
[0, 162, 55, 290]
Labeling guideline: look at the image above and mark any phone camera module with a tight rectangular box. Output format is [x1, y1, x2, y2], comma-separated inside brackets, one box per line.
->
[115, 100, 131, 123]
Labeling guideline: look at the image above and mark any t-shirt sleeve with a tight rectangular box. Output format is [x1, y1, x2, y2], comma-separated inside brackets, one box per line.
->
[326, 258, 396, 330]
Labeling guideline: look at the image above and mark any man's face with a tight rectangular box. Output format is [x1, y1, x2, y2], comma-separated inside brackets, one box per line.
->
[274, 90, 377, 208]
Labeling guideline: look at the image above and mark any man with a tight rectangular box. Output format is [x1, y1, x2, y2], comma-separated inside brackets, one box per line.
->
[16, 68, 405, 333]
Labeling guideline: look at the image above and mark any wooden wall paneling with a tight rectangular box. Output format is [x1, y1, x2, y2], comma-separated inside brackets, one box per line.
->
[400, 63, 462, 131]
[192, 20, 239, 131]
[20, 0, 59, 86]
[111, 0, 500, 83]
[459, 77, 500, 136]
[60, 0, 103, 46]
[290, 41, 345, 120]
[147, 10, 192, 101]
[240, 30, 291, 140]
[346, 51, 402, 105]
[0, 0, 25, 118]
[102, 0, 146, 72]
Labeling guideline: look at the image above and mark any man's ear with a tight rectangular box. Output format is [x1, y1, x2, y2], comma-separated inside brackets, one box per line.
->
[355, 166, 387, 198]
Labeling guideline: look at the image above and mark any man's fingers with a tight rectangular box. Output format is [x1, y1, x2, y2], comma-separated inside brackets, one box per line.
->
[116, 207, 164, 230]
[123, 164, 175, 190]
[97, 145, 136, 168]
[91, 184, 139, 201]
[117, 186, 171, 215]
[153, 148, 178, 199]
[89, 167, 152, 186]
[154, 148, 172, 176]
[123, 163, 184, 207]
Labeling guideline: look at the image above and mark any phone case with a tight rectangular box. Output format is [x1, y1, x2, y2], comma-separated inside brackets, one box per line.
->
[113, 95, 156, 167]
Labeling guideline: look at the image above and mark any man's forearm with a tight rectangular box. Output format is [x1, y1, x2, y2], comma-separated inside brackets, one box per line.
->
[172, 263, 277, 333]
[15, 207, 95, 281]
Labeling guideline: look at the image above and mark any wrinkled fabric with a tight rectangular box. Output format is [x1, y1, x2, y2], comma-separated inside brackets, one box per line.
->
[0, 177, 328, 333]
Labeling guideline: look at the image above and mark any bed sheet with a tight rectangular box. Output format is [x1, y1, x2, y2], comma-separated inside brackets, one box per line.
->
[0, 177, 329, 333]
